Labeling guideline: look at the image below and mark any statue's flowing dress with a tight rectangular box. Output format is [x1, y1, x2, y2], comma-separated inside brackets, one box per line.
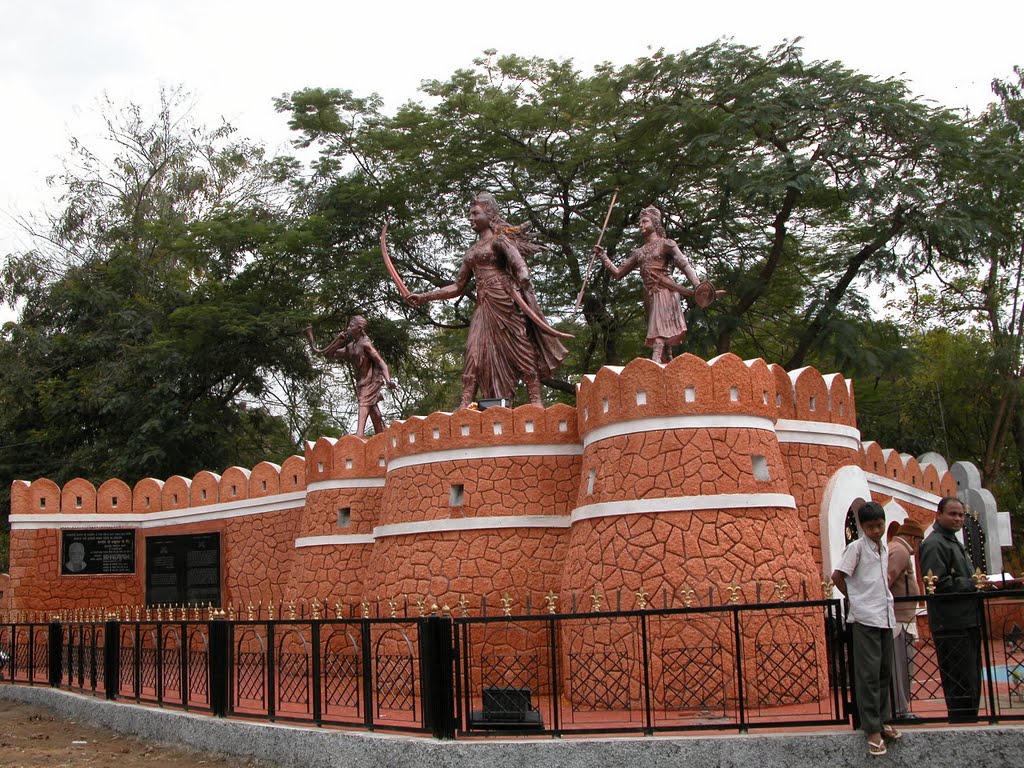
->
[460, 235, 567, 400]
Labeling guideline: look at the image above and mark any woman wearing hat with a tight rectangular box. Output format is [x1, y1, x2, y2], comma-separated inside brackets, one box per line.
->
[888, 517, 927, 719]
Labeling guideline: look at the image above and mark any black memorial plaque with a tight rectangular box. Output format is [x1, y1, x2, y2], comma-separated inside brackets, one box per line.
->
[61, 529, 136, 575]
[145, 533, 221, 605]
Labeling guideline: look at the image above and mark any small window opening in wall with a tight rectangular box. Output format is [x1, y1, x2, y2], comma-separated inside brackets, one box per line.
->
[261, 480, 267, 491]
[378, 457, 386, 467]
[317, 462, 324, 473]
[111, 497, 118, 508]
[809, 396, 816, 411]
[172, 494, 179, 505]
[408, 433, 416, 444]
[873, 462, 879, 472]
[449, 484, 465, 507]
[201, 489, 207, 500]
[730, 386, 739, 402]
[144, 496, 151, 507]
[337, 507, 351, 528]
[345, 458, 353, 470]
[602, 398, 609, 413]
[587, 468, 596, 495]
[558, 420, 568, 432]
[752, 455, 770, 482]
[230, 485, 237, 497]
[432, 428, 440, 440]
[684, 386, 696, 403]
[525, 420, 535, 433]
[912, 477, 917, 486]
[493, 422, 503, 435]
[776, 393, 782, 407]
[75, 496, 83, 508]
[636, 390, 647, 406]
[893, 469, 898, 478]
[839, 403, 845, 416]
[763, 391, 769, 405]
[39, 498, 46, 510]
[293, 475, 299, 486]
[461, 424, 470, 437]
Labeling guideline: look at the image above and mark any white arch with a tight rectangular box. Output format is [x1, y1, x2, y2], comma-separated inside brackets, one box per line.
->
[819, 465, 872, 576]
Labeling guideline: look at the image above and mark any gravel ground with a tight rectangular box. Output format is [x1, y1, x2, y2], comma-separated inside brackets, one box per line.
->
[0, 699, 279, 768]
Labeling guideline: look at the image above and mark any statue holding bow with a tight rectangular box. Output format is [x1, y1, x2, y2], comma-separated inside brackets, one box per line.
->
[381, 193, 571, 409]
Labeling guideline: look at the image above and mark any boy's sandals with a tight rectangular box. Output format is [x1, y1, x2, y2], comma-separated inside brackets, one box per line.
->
[882, 725, 903, 740]
[868, 739, 887, 756]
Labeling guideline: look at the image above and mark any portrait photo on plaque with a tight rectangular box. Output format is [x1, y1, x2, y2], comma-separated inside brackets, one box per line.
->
[61, 529, 136, 575]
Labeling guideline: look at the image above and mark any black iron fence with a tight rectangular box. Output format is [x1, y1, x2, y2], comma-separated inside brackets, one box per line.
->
[2, 591, 1023, 739]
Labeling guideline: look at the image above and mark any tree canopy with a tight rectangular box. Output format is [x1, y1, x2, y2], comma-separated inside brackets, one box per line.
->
[4, 44, 1024, 572]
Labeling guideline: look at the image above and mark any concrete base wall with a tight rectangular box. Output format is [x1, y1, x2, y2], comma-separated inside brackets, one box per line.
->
[4, 684, 1024, 768]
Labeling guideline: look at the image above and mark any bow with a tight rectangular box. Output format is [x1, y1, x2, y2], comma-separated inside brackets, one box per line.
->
[379, 220, 411, 299]
[381, 220, 572, 339]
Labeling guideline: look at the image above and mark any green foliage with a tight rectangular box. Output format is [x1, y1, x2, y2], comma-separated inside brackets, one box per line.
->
[0, 88, 313, 517]
[276, 41, 975, 397]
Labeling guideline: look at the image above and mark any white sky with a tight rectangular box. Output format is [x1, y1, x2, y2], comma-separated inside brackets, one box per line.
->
[1, 0, 1022, 302]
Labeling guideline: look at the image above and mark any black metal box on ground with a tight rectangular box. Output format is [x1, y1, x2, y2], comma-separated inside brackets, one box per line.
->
[469, 686, 542, 730]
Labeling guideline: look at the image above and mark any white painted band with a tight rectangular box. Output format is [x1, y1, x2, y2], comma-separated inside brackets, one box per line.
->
[570, 492, 798, 523]
[582, 415, 777, 449]
[295, 534, 375, 547]
[9, 491, 306, 530]
[775, 419, 862, 450]
[306, 478, 386, 492]
[373, 515, 571, 538]
[386, 444, 581, 472]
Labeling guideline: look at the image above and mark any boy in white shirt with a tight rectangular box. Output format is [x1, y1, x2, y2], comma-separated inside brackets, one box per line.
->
[832, 501, 901, 756]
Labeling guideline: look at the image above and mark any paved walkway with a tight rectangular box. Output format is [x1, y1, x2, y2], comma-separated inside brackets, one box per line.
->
[3, 684, 1023, 768]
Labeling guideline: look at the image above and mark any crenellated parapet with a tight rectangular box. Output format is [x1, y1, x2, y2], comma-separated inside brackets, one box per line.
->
[7, 355, 1006, 617]
[384, 403, 579, 461]
[11, 458, 307, 517]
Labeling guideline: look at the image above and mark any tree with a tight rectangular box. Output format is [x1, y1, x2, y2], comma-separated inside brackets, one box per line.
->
[275, 41, 975, 410]
[0, 88, 312, 513]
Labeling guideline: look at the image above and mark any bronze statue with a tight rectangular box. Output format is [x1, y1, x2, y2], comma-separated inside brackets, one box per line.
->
[595, 205, 706, 363]
[399, 193, 570, 409]
[303, 316, 396, 436]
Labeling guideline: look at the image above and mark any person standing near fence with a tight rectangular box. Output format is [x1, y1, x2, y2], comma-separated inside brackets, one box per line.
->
[919, 496, 983, 722]
[831, 501, 902, 756]
[887, 518, 926, 719]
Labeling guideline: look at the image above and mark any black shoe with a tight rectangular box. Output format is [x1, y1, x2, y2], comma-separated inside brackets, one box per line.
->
[899, 713, 922, 721]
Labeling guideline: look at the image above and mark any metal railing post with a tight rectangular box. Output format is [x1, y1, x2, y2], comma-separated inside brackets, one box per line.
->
[208, 615, 230, 717]
[104, 619, 120, 700]
[47, 621, 62, 687]
[419, 615, 456, 740]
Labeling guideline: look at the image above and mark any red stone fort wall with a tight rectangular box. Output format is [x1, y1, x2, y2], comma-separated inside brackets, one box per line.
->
[5, 354, 958, 614]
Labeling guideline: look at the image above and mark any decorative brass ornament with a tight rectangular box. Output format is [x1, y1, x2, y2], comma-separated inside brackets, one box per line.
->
[635, 587, 649, 610]
[972, 568, 988, 589]
[680, 587, 695, 608]
[500, 594, 514, 617]
[311, 599, 322, 620]
[288, 601, 297, 620]
[590, 591, 603, 613]
[457, 596, 470, 617]
[821, 578, 835, 598]
[388, 598, 398, 619]
[774, 580, 790, 602]
[544, 590, 559, 615]
[923, 569, 939, 595]
[727, 584, 742, 604]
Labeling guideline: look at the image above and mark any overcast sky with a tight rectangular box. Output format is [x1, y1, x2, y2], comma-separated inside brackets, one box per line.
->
[2, 0, 1022, 286]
